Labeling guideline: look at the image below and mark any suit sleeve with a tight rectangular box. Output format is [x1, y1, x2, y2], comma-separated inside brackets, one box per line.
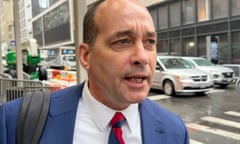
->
[183, 123, 190, 144]
[0, 104, 7, 144]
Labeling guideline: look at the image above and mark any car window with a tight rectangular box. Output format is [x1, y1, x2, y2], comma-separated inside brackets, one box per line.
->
[193, 59, 215, 66]
[160, 58, 194, 69]
[156, 61, 164, 71]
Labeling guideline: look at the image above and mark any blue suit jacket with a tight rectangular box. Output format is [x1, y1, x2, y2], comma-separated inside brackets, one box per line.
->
[0, 83, 189, 144]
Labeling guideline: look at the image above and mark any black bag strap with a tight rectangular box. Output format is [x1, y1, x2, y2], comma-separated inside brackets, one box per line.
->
[17, 91, 50, 144]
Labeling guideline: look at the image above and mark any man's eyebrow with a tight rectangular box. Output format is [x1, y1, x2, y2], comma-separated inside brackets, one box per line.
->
[111, 30, 157, 38]
[145, 31, 157, 38]
[107, 30, 157, 43]
[112, 30, 134, 38]
[106, 30, 133, 44]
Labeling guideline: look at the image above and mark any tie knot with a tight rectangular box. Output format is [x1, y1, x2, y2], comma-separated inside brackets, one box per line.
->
[110, 112, 126, 128]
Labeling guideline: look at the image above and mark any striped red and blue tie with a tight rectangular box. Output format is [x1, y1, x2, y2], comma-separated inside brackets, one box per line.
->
[108, 112, 126, 144]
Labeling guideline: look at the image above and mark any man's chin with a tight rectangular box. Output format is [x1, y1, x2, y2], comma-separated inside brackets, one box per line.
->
[127, 93, 148, 103]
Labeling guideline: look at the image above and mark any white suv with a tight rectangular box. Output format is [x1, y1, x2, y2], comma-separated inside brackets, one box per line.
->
[182, 57, 234, 88]
[151, 56, 213, 96]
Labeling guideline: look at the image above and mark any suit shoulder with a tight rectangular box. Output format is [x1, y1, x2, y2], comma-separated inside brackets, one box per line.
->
[142, 98, 184, 124]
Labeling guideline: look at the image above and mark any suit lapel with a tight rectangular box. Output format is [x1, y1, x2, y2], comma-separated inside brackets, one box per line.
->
[40, 84, 84, 144]
[140, 99, 166, 144]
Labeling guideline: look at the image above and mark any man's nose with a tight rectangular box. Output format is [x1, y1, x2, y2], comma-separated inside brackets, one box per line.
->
[130, 42, 149, 65]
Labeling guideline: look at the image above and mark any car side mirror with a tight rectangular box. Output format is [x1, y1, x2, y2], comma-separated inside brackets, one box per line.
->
[156, 65, 162, 71]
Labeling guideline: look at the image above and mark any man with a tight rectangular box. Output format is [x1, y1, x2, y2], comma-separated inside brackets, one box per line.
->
[0, 0, 189, 143]
[210, 37, 218, 64]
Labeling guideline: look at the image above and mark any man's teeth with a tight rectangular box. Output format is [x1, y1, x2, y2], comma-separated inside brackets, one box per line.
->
[130, 78, 143, 83]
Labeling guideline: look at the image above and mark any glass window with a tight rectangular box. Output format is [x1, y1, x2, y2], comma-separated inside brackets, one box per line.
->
[43, 1, 71, 46]
[231, 0, 240, 16]
[160, 58, 194, 69]
[32, 0, 61, 17]
[157, 40, 168, 53]
[170, 39, 181, 55]
[212, 0, 228, 19]
[217, 34, 230, 64]
[197, 36, 207, 57]
[158, 6, 168, 29]
[149, 9, 158, 30]
[182, 0, 195, 24]
[170, 2, 180, 27]
[182, 37, 196, 56]
[231, 32, 240, 64]
[198, 0, 210, 21]
[32, 18, 43, 46]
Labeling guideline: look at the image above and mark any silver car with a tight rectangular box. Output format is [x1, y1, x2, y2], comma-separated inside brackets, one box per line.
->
[151, 56, 213, 96]
[182, 57, 234, 88]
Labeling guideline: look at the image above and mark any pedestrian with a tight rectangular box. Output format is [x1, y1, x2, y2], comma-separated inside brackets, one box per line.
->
[0, 0, 189, 143]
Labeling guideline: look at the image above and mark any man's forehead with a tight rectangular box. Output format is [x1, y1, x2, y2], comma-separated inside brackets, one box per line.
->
[96, 0, 145, 14]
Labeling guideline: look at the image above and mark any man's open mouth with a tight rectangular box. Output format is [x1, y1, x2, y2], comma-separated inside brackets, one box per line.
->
[125, 77, 146, 83]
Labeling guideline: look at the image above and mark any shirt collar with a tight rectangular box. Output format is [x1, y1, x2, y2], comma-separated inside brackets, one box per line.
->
[82, 82, 139, 132]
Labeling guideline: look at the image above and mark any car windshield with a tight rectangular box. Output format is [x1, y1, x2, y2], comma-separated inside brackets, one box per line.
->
[160, 58, 194, 69]
[193, 59, 215, 66]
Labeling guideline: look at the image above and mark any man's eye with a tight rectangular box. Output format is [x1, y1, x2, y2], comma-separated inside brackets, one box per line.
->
[146, 39, 156, 44]
[143, 39, 156, 50]
[116, 39, 129, 44]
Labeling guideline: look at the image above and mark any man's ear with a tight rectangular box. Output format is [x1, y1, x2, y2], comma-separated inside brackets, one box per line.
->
[79, 43, 90, 70]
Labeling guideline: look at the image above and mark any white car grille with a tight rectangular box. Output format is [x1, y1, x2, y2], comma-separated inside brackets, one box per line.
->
[191, 75, 208, 82]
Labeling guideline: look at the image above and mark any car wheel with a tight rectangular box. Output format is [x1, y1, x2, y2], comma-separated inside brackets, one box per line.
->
[219, 84, 228, 88]
[9, 69, 17, 78]
[39, 67, 48, 80]
[163, 80, 175, 96]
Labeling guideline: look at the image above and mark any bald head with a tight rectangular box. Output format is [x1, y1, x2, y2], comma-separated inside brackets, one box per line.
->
[83, 0, 154, 48]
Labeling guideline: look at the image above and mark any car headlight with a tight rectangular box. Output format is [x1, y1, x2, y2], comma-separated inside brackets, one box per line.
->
[176, 75, 191, 80]
[213, 74, 220, 78]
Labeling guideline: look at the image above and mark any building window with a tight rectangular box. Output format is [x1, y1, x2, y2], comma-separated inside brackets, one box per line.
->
[182, 37, 196, 56]
[170, 2, 180, 27]
[149, 8, 158, 30]
[158, 40, 168, 53]
[158, 6, 168, 29]
[212, 0, 228, 19]
[232, 31, 240, 63]
[32, 0, 61, 17]
[231, 0, 240, 16]
[198, 0, 210, 21]
[197, 36, 207, 57]
[170, 39, 181, 55]
[217, 33, 230, 64]
[182, 0, 195, 24]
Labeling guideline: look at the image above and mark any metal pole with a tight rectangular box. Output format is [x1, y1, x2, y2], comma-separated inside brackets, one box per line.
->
[14, 0, 23, 80]
[73, 0, 87, 84]
[0, 1, 3, 74]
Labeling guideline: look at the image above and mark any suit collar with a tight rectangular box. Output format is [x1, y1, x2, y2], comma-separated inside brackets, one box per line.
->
[46, 84, 166, 144]
[49, 84, 84, 117]
[40, 84, 84, 144]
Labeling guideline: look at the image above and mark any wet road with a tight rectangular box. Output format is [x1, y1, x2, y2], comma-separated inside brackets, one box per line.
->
[148, 85, 240, 144]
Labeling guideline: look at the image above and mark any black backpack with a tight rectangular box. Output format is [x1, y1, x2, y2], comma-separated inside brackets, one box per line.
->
[16, 91, 50, 144]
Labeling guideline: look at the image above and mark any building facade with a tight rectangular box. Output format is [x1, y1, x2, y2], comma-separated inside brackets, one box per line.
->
[147, 0, 240, 64]
[31, 0, 74, 49]
[18, 0, 33, 42]
[0, 0, 14, 49]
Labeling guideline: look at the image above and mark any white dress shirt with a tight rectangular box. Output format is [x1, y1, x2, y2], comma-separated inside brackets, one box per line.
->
[73, 82, 142, 144]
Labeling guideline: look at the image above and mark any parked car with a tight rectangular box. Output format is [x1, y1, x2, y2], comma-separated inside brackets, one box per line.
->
[151, 56, 213, 96]
[182, 57, 234, 88]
